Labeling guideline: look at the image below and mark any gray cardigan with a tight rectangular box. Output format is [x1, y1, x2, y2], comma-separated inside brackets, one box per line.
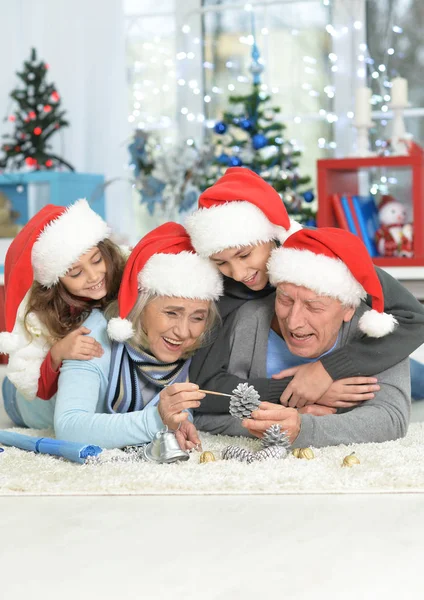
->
[195, 294, 411, 448]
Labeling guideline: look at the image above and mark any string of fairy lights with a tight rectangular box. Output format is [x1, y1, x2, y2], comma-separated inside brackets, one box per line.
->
[125, 1, 410, 156]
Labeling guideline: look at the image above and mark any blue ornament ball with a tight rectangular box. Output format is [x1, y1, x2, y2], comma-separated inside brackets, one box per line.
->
[305, 218, 317, 228]
[217, 153, 230, 165]
[252, 133, 268, 150]
[240, 118, 253, 130]
[229, 156, 242, 167]
[303, 190, 315, 203]
[214, 121, 227, 135]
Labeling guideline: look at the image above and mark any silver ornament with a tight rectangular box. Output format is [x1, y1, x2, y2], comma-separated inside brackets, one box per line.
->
[142, 428, 190, 464]
[252, 424, 291, 461]
[229, 383, 261, 419]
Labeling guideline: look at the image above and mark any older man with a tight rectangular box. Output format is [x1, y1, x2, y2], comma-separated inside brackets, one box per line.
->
[193, 228, 411, 448]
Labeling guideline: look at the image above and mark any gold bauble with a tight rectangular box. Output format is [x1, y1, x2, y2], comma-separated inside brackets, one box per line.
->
[342, 453, 360, 468]
[293, 448, 314, 460]
[199, 451, 216, 463]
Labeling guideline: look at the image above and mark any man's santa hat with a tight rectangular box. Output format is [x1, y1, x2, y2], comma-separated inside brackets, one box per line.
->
[107, 222, 223, 342]
[185, 167, 302, 257]
[267, 227, 397, 338]
[0, 199, 110, 399]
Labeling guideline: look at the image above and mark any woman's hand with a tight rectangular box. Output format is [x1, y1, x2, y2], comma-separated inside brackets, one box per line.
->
[175, 421, 202, 451]
[242, 402, 301, 444]
[158, 383, 205, 431]
[314, 377, 380, 408]
[273, 362, 333, 408]
[50, 327, 104, 371]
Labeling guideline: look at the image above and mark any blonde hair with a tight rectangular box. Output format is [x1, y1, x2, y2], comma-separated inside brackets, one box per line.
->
[25, 239, 126, 342]
[106, 290, 221, 358]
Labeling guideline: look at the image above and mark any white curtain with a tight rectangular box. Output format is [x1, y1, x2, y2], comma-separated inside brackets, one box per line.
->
[0, 0, 136, 242]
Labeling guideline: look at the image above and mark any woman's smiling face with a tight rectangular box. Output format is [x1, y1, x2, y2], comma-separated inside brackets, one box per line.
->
[209, 241, 274, 291]
[141, 296, 210, 361]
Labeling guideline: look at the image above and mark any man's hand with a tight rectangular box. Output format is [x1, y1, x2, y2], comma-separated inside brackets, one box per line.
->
[273, 361, 333, 408]
[50, 327, 104, 371]
[315, 376, 379, 408]
[175, 421, 202, 451]
[158, 383, 205, 431]
[242, 402, 301, 444]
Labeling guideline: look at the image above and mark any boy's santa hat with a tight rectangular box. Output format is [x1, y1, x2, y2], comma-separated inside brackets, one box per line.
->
[267, 227, 397, 338]
[185, 167, 302, 257]
[107, 222, 223, 342]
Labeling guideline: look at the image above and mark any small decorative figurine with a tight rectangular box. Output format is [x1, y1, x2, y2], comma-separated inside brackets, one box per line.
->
[375, 195, 413, 258]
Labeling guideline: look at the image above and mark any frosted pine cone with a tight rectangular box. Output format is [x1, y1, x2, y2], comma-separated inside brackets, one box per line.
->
[253, 446, 288, 461]
[222, 445, 255, 463]
[251, 425, 291, 461]
[261, 424, 291, 451]
[229, 383, 261, 419]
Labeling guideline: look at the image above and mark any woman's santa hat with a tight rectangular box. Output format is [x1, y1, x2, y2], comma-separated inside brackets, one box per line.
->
[107, 222, 223, 342]
[0, 199, 110, 399]
[267, 227, 397, 338]
[185, 167, 302, 257]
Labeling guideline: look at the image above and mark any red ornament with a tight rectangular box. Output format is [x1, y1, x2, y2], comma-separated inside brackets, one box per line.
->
[33, 127, 42, 135]
[51, 91, 60, 102]
[25, 157, 36, 166]
[28, 111, 36, 119]
[15, 146, 21, 152]
[4, 146, 10, 151]
[8, 115, 16, 122]
[43, 105, 52, 113]
[45, 159, 53, 167]
[20, 134, 26, 140]
[44, 63, 49, 69]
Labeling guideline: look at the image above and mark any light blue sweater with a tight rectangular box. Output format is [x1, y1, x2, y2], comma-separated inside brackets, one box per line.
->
[15, 310, 166, 448]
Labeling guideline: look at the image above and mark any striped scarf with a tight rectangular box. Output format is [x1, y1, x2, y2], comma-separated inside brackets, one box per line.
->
[105, 341, 191, 414]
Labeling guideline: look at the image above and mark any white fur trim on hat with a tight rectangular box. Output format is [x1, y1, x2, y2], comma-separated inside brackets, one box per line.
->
[185, 202, 278, 258]
[107, 317, 135, 343]
[268, 247, 367, 307]
[358, 309, 397, 337]
[139, 251, 223, 299]
[32, 199, 111, 287]
[274, 219, 303, 244]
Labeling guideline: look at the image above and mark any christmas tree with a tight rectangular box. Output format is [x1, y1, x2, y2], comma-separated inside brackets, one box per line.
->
[204, 41, 316, 225]
[0, 48, 74, 172]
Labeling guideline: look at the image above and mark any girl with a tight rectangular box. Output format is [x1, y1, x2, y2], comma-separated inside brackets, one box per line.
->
[0, 199, 126, 406]
[185, 167, 424, 411]
[3, 222, 222, 450]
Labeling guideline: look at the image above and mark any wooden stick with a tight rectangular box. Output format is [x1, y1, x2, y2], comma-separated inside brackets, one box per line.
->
[198, 389, 232, 398]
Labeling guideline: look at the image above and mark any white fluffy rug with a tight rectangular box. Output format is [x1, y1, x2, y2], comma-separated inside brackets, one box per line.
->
[1, 423, 424, 495]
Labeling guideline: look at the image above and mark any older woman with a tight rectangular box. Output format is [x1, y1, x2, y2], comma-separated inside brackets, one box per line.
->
[4, 223, 222, 450]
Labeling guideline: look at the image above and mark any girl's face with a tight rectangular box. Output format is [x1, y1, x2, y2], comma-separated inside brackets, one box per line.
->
[209, 241, 275, 291]
[141, 296, 210, 362]
[60, 246, 107, 300]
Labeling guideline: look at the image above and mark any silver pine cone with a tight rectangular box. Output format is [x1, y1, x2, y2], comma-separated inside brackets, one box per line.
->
[253, 446, 288, 461]
[229, 383, 261, 419]
[261, 424, 291, 451]
[222, 445, 255, 463]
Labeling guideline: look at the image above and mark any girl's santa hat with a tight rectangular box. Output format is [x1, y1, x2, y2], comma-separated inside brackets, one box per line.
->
[107, 222, 223, 342]
[267, 227, 397, 338]
[185, 167, 302, 257]
[0, 199, 110, 399]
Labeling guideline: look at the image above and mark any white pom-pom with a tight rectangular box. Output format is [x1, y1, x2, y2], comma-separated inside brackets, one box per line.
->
[358, 309, 398, 338]
[0, 332, 21, 354]
[107, 317, 135, 342]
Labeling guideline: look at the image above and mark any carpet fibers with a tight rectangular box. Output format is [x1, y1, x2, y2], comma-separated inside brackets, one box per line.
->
[1, 423, 424, 495]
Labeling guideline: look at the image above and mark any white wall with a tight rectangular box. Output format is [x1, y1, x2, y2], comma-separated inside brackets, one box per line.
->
[0, 0, 136, 242]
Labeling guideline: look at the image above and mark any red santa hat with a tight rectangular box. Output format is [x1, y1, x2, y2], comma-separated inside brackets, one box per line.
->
[185, 167, 302, 257]
[267, 227, 397, 337]
[0, 199, 110, 353]
[107, 222, 223, 342]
